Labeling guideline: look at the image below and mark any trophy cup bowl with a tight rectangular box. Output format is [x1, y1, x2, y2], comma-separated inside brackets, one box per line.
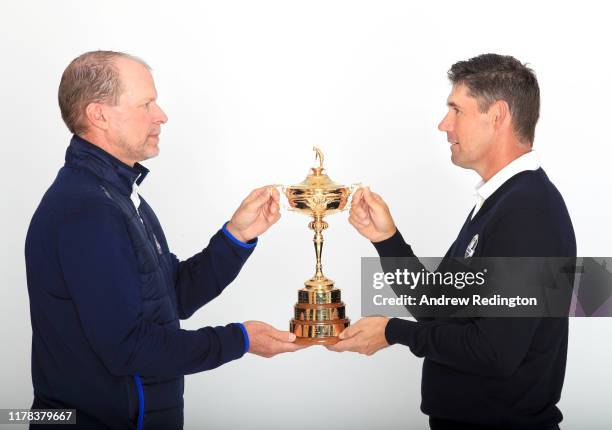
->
[283, 148, 358, 345]
[284, 175, 350, 216]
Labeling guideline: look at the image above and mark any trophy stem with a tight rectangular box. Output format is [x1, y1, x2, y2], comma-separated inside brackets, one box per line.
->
[306, 214, 332, 289]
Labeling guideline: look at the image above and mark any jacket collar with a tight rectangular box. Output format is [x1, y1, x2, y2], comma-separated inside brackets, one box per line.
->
[65, 134, 149, 196]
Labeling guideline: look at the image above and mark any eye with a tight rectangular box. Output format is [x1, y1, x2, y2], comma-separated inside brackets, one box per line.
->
[144, 102, 151, 111]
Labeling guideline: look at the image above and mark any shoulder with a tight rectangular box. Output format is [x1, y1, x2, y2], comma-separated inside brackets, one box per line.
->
[33, 166, 124, 229]
[481, 169, 576, 256]
[497, 169, 565, 209]
[488, 169, 572, 225]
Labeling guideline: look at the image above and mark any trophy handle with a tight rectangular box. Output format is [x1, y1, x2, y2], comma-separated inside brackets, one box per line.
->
[271, 184, 290, 211]
[341, 183, 363, 211]
[349, 182, 362, 193]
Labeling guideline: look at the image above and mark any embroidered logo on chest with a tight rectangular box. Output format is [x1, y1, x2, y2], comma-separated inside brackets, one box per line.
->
[465, 234, 479, 258]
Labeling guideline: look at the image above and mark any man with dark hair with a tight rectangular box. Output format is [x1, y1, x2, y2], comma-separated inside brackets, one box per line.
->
[25, 51, 304, 429]
[328, 54, 575, 430]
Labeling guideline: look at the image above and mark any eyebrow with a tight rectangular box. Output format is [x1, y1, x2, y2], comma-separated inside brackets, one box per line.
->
[447, 101, 460, 109]
[137, 97, 155, 106]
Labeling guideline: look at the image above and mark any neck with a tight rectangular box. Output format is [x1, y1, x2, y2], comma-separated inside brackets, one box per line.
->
[79, 131, 136, 167]
[478, 137, 531, 182]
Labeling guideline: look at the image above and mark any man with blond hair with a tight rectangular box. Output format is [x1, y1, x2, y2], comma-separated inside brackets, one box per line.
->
[25, 51, 301, 429]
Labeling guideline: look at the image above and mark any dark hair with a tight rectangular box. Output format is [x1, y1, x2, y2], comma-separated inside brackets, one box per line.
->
[448, 53, 540, 145]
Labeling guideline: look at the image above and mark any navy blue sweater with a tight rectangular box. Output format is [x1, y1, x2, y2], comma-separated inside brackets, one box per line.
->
[25, 136, 255, 429]
[376, 169, 576, 429]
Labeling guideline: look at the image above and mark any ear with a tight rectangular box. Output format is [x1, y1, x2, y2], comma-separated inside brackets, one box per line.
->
[490, 100, 511, 131]
[84, 102, 110, 131]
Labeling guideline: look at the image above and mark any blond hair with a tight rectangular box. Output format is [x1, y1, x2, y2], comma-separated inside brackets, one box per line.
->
[58, 50, 149, 134]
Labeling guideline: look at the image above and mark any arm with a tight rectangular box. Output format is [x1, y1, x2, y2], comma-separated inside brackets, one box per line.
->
[372, 229, 436, 321]
[333, 207, 567, 373]
[385, 317, 540, 379]
[349, 188, 436, 321]
[58, 202, 247, 378]
[171, 225, 256, 319]
[383, 208, 568, 376]
[171, 185, 281, 319]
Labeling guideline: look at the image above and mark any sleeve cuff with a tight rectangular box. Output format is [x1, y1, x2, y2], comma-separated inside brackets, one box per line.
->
[385, 317, 419, 346]
[237, 322, 250, 354]
[372, 229, 413, 258]
[222, 222, 258, 249]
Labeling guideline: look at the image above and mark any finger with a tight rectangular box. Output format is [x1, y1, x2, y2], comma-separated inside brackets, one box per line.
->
[348, 215, 369, 230]
[352, 205, 369, 222]
[340, 317, 372, 339]
[264, 201, 280, 222]
[280, 342, 310, 352]
[266, 211, 281, 225]
[326, 341, 347, 352]
[329, 337, 361, 353]
[349, 206, 364, 222]
[244, 186, 269, 204]
[338, 325, 359, 340]
[349, 211, 370, 226]
[269, 186, 280, 204]
[362, 187, 383, 208]
[371, 191, 387, 206]
[250, 187, 274, 208]
[268, 329, 297, 343]
[351, 188, 364, 205]
[262, 200, 273, 219]
[266, 341, 306, 356]
[268, 200, 280, 215]
[348, 215, 363, 229]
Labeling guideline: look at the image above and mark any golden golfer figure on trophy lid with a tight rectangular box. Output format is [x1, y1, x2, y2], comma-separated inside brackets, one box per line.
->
[281, 147, 359, 345]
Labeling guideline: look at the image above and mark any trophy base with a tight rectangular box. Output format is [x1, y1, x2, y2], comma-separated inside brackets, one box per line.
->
[294, 336, 340, 346]
[290, 283, 350, 344]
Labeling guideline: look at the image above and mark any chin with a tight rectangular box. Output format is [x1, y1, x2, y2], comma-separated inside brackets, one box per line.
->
[450, 154, 469, 169]
[141, 147, 160, 162]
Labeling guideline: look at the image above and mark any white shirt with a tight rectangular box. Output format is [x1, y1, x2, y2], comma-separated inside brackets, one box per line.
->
[130, 175, 145, 228]
[471, 150, 540, 219]
[131, 180, 141, 211]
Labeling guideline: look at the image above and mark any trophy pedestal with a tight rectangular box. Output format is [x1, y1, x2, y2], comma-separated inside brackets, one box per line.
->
[283, 147, 356, 346]
[290, 283, 350, 345]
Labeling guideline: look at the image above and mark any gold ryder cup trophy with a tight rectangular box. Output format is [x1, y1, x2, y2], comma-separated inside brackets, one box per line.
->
[283, 147, 357, 345]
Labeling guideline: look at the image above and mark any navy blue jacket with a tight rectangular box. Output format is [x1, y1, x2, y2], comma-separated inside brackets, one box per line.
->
[25, 135, 254, 429]
[377, 169, 576, 429]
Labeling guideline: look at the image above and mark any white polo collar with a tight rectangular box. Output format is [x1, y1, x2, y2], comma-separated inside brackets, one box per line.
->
[471, 150, 540, 219]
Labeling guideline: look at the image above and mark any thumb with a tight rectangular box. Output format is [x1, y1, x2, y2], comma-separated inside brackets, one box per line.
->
[351, 188, 364, 205]
[270, 186, 281, 204]
[362, 187, 381, 208]
[338, 325, 356, 340]
[268, 329, 297, 343]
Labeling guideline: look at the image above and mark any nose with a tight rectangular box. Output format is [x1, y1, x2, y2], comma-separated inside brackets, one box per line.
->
[438, 112, 452, 132]
[154, 103, 168, 124]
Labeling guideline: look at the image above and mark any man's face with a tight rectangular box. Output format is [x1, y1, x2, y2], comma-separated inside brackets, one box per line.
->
[105, 58, 168, 166]
[438, 84, 496, 173]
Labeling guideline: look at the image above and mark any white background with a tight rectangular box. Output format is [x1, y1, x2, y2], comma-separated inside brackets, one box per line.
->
[1, 1, 611, 429]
